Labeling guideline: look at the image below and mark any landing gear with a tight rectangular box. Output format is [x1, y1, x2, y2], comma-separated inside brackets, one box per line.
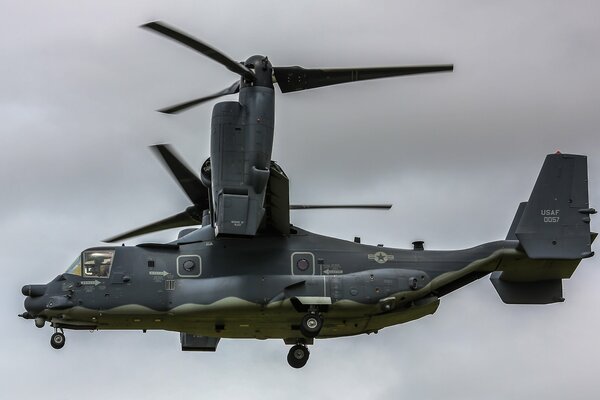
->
[300, 312, 323, 338]
[50, 329, 65, 350]
[287, 344, 309, 368]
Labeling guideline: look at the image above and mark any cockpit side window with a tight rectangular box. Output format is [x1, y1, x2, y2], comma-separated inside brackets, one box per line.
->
[82, 250, 115, 278]
[65, 256, 82, 276]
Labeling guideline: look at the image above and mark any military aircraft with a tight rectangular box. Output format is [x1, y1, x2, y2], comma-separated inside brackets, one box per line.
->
[20, 21, 596, 368]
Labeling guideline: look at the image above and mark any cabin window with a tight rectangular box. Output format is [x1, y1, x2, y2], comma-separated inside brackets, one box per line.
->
[290, 252, 315, 275]
[82, 250, 115, 278]
[177, 255, 202, 277]
[296, 258, 310, 271]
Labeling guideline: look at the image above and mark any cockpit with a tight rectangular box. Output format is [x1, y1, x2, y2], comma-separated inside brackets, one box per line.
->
[65, 250, 115, 278]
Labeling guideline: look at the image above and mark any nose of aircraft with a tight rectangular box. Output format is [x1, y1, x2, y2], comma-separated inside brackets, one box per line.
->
[22, 284, 48, 315]
[22, 284, 47, 297]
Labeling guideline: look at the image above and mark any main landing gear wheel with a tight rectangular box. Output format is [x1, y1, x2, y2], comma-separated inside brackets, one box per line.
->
[50, 331, 65, 350]
[287, 344, 310, 369]
[300, 313, 323, 338]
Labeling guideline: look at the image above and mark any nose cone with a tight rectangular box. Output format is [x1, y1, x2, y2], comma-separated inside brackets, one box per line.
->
[21, 279, 75, 317]
[244, 54, 270, 69]
[243, 55, 274, 88]
[22, 284, 48, 316]
[21, 284, 47, 297]
[24, 294, 47, 315]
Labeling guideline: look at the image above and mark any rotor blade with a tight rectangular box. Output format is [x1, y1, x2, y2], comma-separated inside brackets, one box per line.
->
[273, 65, 453, 93]
[104, 210, 199, 243]
[141, 21, 255, 81]
[158, 81, 240, 114]
[289, 204, 392, 210]
[151, 144, 209, 210]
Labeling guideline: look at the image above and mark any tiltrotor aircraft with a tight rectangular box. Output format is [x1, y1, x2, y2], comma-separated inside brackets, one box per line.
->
[20, 21, 596, 368]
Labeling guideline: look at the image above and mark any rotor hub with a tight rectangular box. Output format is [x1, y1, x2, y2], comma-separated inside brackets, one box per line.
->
[242, 55, 273, 88]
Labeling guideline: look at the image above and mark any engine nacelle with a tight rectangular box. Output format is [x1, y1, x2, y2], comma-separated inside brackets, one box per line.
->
[210, 86, 274, 236]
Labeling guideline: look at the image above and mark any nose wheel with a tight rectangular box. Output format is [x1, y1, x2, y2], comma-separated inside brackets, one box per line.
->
[50, 329, 65, 350]
[287, 344, 310, 368]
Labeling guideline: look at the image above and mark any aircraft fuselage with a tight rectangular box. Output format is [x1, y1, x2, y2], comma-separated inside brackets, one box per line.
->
[24, 226, 519, 340]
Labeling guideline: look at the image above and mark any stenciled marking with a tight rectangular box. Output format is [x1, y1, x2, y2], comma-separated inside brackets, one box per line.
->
[321, 264, 343, 275]
[81, 280, 101, 286]
[541, 209, 560, 223]
[149, 270, 169, 277]
[368, 251, 395, 264]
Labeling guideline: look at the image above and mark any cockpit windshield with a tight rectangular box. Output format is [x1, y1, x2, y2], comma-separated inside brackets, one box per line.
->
[82, 250, 115, 278]
[65, 250, 115, 277]
[65, 256, 82, 276]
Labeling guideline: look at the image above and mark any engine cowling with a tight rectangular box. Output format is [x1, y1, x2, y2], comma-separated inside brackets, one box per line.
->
[200, 157, 211, 188]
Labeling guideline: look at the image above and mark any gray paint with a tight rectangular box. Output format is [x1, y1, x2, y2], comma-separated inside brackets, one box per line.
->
[16, 17, 597, 369]
[21, 153, 593, 356]
[4, 1, 600, 398]
[515, 154, 592, 259]
[210, 85, 275, 236]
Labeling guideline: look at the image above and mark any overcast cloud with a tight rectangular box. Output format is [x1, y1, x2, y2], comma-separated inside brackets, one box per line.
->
[2, 1, 599, 399]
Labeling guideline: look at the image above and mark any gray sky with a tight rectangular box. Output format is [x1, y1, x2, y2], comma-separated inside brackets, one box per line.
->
[2, 1, 599, 398]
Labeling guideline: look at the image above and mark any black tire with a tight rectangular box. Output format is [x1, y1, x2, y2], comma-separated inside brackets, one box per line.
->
[299, 313, 322, 338]
[50, 332, 65, 350]
[287, 344, 309, 368]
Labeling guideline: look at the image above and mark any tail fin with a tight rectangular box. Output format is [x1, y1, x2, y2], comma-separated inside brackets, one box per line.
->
[515, 153, 595, 260]
[492, 154, 594, 304]
[506, 202, 527, 240]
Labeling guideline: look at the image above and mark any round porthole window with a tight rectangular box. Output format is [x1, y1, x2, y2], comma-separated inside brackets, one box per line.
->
[183, 260, 195, 271]
[296, 258, 310, 271]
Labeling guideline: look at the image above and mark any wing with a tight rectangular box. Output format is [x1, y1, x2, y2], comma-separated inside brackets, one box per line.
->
[264, 162, 291, 234]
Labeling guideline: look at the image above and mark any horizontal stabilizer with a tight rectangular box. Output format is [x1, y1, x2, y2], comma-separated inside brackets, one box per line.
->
[490, 271, 564, 304]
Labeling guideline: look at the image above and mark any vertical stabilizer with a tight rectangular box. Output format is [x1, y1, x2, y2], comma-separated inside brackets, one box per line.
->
[506, 202, 528, 240]
[515, 154, 594, 259]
